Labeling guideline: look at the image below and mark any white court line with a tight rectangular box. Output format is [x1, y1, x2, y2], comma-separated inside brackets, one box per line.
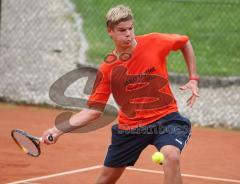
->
[127, 167, 240, 184]
[6, 165, 102, 184]
[7, 165, 240, 184]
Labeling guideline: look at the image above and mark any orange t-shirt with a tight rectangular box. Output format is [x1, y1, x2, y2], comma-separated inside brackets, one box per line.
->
[87, 33, 189, 130]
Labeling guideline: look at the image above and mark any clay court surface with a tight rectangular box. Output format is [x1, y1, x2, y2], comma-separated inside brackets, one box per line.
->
[1, 102, 240, 184]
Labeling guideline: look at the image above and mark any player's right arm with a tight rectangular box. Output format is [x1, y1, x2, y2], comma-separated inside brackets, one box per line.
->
[42, 108, 102, 144]
[42, 65, 111, 144]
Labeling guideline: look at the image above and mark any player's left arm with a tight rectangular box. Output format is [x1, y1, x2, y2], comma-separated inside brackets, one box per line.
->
[179, 40, 200, 108]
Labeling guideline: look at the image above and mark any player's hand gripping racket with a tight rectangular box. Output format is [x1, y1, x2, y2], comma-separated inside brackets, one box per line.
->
[11, 129, 53, 157]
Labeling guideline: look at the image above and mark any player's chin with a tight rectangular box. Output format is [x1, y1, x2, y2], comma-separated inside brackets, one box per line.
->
[121, 41, 132, 48]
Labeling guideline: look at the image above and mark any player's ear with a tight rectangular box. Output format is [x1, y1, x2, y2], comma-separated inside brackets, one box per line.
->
[107, 26, 114, 38]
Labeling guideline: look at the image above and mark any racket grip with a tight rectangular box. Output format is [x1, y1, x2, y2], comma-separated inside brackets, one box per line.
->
[47, 135, 54, 142]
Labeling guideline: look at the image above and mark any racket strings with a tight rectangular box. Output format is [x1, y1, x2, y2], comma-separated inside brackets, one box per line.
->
[12, 131, 40, 156]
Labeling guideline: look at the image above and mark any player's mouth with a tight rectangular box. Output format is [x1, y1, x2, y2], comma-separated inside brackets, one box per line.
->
[124, 40, 132, 45]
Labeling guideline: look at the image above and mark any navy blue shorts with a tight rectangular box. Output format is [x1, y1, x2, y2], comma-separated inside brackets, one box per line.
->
[104, 112, 191, 167]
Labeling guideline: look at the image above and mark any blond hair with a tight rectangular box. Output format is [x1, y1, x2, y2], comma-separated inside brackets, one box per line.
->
[106, 5, 133, 29]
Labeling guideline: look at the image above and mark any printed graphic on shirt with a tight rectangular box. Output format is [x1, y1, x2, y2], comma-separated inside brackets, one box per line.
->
[111, 65, 174, 118]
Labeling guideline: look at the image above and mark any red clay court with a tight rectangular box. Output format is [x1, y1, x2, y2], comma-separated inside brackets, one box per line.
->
[1, 102, 240, 184]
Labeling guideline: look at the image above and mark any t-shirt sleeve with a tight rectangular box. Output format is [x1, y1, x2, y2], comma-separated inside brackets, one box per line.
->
[167, 34, 189, 51]
[149, 33, 189, 56]
[151, 33, 189, 51]
[87, 66, 111, 112]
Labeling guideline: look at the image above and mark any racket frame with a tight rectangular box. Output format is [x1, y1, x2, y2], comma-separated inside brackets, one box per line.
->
[11, 129, 41, 157]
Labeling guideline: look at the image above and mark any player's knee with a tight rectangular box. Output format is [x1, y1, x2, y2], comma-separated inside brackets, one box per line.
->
[164, 152, 180, 167]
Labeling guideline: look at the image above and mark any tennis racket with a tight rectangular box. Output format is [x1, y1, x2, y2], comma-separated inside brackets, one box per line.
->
[11, 129, 53, 157]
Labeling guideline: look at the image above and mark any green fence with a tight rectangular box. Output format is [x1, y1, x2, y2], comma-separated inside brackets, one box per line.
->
[0, 0, 240, 128]
[73, 0, 240, 76]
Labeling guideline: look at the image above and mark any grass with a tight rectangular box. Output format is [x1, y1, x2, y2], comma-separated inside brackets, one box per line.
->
[71, 0, 240, 76]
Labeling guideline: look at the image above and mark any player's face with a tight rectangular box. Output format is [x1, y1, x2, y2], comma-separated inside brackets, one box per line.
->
[108, 20, 135, 49]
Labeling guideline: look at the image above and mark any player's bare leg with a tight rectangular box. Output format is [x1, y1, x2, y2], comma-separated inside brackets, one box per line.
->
[96, 166, 126, 184]
[161, 145, 183, 184]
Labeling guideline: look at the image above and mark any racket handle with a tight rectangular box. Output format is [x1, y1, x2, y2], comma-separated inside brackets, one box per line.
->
[47, 135, 54, 142]
[39, 135, 54, 142]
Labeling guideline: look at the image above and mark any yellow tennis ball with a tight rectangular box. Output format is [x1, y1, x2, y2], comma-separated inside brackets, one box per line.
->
[152, 152, 164, 164]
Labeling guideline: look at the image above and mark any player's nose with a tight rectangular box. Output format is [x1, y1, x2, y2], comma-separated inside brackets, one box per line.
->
[125, 29, 131, 37]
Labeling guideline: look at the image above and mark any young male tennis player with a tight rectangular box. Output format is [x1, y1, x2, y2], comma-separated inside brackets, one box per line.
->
[42, 5, 199, 184]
